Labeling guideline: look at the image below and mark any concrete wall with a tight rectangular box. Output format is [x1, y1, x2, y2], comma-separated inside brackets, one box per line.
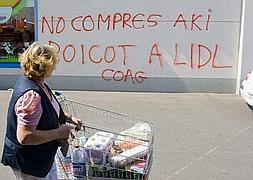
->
[0, 0, 251, 93]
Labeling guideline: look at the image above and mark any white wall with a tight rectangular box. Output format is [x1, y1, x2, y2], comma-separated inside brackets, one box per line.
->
[36, 0, 241, 92]
[0, 0, 248, 93]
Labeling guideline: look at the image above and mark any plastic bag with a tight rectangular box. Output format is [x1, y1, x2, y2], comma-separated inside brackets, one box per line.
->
[120, 122, 151, 140]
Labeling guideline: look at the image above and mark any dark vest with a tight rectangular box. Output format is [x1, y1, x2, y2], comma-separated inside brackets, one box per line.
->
[1, 76, 66, 177]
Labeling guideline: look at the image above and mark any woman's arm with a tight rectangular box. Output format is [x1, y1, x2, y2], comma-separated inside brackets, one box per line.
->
[17, 123, 73, 145]
[15, 90, 73, 145]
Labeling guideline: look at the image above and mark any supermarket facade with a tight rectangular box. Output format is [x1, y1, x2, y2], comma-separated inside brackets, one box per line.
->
[0, 0, 252, 93]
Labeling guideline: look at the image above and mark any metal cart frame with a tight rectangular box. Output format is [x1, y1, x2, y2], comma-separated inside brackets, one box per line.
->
[55, 93, 154, 180]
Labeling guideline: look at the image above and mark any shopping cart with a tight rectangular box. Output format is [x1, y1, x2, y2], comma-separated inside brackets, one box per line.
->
[54, 92, 154, 180]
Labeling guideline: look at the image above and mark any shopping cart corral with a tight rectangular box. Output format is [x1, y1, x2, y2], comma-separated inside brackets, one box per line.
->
[55, 92, 154, 180]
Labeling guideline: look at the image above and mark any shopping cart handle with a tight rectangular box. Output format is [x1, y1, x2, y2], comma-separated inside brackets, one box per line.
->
[54, 91, 62, 96]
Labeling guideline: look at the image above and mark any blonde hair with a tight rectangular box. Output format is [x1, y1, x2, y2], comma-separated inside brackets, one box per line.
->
[19, 42, 58, 81]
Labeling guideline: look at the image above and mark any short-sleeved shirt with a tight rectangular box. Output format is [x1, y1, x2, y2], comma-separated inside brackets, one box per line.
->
[15, 90, 60, 126]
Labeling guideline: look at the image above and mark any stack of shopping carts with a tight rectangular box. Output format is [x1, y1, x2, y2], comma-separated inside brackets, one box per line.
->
[55, 93, 154, 180]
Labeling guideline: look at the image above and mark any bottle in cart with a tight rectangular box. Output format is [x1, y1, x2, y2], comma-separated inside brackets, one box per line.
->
[55, 147, 73, 179]
[71, 138, 87, 179]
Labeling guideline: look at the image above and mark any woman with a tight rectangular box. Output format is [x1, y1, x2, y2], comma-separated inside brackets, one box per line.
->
[1, 42, 81, 179]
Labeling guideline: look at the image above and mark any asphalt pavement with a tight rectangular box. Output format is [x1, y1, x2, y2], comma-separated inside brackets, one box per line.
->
[0, 90, 253, 180]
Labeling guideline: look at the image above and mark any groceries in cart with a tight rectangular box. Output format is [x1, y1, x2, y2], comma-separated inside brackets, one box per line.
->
[109, 122, 151, 167]
[84, 131, 115, 165]
[56, 122, 152, 179]
[55, 131, 87, 179]
[55, 95, 154, 179]
[87, 122, 152, 179]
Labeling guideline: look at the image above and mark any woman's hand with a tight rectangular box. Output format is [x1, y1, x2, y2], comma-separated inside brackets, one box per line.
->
[57, 124, 74, 139]
[71, 117, 82, 131]
[65, 112, 82, 131]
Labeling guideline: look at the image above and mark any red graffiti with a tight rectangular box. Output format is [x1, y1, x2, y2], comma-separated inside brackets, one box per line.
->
[173, 14, 187, 29]
[56, 17, 65, 34]
[174, 43, 187, 66]
[148, 43, 163, 68]
[49, 40, 135, 65]
[41, 13, 162, 34]
[39, 8, 236, 87]
[173, 43, 232, 69]
[42, 16, 65, 34]
[173, 9, 212, 31]
[102, 68, 147, 84]
[42, 16, 54, 34]
[63, 44, 76, 62]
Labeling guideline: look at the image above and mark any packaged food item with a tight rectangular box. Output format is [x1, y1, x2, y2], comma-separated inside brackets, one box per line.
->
[130, 160, 146, 174]
[114, 122, 151, 151]
[119, 122, 152, 140]
[110, 144, 123, 156]
[84, 131, 115, 165]
[115, 135, 144, 151]
[71, 138, 87, 178]
[109, 142, 149, 167]
[55, 147, 73, 179]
